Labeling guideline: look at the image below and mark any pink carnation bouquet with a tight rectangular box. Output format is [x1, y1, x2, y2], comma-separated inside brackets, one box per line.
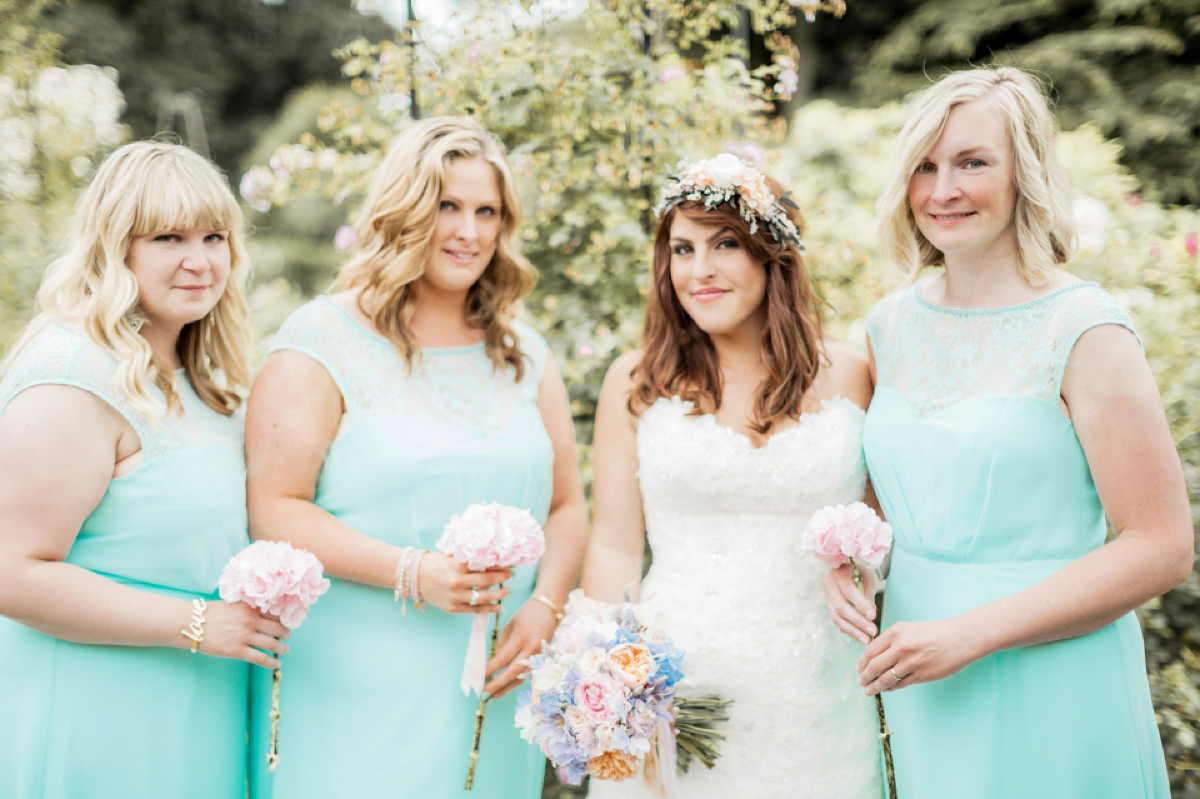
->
[801, 502, 897, 799]
[436, 502, 545, 789]
[218, 540, 330, 772]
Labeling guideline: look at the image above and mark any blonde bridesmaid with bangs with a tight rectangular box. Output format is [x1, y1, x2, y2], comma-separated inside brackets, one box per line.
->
[0, 141, 290, 798]
[245, 116, 586, 798]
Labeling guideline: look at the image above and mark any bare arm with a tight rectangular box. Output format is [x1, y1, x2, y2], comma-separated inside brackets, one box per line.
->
[818, 342, 884, 643]
[245, 350, 509, 611]
[485, 355, 589, 696]
[0, 385, 287, 666]
[580, 351, 648, 603]
[859, 324, 1193, 694]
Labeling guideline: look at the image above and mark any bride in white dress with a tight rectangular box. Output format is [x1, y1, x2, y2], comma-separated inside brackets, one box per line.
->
[580, 156, 883, 799]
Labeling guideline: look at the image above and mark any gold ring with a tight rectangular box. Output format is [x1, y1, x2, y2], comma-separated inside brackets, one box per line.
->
[470, 587, 480, 606]
[890, 667, 904, 682]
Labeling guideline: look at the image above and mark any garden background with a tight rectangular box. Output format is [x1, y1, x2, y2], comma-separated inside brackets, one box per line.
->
[2, 0, 1198, 795]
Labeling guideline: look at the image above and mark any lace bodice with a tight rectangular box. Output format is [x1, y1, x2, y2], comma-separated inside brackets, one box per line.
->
[268, 297, 546, 437]
[0, 323, 242, 462]
[589, 395, 882, 799]
[867, 281, 1138, 417]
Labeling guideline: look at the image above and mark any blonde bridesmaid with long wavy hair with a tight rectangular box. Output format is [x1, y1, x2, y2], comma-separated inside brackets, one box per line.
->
[0, 140, 289, 799]
[245, 116, 587, 798]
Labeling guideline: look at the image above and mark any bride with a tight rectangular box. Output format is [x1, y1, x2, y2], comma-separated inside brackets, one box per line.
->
[580, 155, 883, 798]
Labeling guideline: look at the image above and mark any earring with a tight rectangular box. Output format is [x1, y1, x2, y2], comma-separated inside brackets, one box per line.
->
[125, 307, 145, 333]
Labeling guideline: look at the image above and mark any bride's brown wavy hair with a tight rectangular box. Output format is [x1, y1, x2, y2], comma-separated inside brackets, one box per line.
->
[630, 178, 824, 434]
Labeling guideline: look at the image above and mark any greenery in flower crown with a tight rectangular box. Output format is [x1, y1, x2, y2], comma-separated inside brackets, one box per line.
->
[656, 154, 804, 250]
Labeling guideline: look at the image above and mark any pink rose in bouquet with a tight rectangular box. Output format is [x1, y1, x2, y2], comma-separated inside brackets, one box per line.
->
[218, 540, 330, 772]
[437, 502, 546, 789]
[802, 502, 892, 570]
[436, 502, 545, 571]
[218, 540, 330, 629]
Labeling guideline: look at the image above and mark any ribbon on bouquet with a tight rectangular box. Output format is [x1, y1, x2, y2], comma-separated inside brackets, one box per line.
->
[460, 613, 490, 697]
[642, 719, 678, 799]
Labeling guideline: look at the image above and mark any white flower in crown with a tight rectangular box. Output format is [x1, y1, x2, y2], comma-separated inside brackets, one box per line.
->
[698, 153, 745, 189]
[656, 154, 804, 250]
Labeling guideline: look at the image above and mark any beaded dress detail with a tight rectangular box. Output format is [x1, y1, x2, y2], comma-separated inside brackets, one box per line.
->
[0, 323, 249, 799]
[864, 280, 1170, 799]
[590, 395, 883, 799]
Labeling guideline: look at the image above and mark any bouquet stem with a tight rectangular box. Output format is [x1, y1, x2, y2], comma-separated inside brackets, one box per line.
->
[464, 603, 503, 790]
[267, 666, 282, 772]
[851, 562, 897, 799]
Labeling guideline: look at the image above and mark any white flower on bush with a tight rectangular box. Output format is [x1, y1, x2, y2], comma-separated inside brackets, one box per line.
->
[1073, 197, 1110, 255]
[240, 167, 276, 213]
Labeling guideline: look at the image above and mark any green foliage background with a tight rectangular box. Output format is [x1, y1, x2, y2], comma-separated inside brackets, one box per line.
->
[2, 0, 1198, 796]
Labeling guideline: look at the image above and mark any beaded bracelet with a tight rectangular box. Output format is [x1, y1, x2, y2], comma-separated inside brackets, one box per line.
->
[393, 547, 427, 614]
[181, 598, 207, 653]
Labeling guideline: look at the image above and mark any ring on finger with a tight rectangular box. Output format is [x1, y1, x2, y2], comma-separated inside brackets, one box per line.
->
[890, 667, 904, 683]
[469, 587, 480, 607]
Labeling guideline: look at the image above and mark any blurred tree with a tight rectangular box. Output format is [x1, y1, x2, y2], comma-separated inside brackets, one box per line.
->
[45, 0, 394, 175]
[241, 0, 846, 439]
[1, 0, 127, 343]
[812, 0, 1200, 206]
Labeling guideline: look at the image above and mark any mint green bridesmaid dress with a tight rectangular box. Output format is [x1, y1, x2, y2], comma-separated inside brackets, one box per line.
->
[0, 323, 250, 799]
[863, 281, 1170, 799]
[250, 297, 551, 799]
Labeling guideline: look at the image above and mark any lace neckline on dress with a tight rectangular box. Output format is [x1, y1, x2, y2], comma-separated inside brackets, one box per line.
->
[317, 296, 487, 355]
[913, 279, 1100, 316]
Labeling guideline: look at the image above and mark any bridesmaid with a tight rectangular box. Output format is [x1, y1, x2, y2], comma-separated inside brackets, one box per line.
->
[824, 67, 1193, 798]
[0, 141, 289, 799]
[245, 116, 587, 798]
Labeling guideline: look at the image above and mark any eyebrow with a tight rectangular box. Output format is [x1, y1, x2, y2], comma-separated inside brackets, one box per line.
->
[670, 227, 733, 245]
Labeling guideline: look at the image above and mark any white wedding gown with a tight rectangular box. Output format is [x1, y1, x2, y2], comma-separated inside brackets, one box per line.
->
[589, 396, 883, 799]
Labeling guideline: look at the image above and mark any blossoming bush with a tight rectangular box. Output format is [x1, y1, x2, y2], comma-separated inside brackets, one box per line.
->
[0, 16, 127, 343]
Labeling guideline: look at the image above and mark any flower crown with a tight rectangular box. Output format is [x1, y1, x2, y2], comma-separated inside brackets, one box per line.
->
[655, 154, 803, 250]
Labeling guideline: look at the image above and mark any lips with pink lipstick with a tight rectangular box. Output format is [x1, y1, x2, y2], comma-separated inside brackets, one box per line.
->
[928, 211, 976, 225]
[443, 247, 479, 264]
[692, 286, 729, 303]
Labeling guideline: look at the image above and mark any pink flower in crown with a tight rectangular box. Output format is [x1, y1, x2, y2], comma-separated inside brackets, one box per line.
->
[575, 673, 628, 726]
[740, 169, 776, 216]
[802, 502, 893, 570]
[218, 541, 331, 629]
[436, 502, 546, 571]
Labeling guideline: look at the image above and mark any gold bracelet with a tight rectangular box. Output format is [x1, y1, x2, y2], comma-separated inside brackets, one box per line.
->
[181, 598, 207, 653]
[531, 593, 564, 621]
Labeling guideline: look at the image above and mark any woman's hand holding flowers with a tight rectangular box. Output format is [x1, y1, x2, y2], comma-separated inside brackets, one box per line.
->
[857, 615, 984, 696]
[417, 552, 510, 613]
[483, 597, 558, 699]
[194, 600, 291, 669]
[823, 563, 882, 645]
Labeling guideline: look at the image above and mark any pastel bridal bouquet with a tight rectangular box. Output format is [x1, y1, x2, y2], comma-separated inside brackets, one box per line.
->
[217, 540, 330, 772]
[435, 502, 546, 789]
[801, 502, 897, 799]
[517, 590, 723, 797]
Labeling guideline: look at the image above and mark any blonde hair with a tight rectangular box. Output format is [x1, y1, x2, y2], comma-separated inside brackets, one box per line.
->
[336, 116, 536, 379]
[2, 140, 252, 417]
[876, 66, 1077, 286]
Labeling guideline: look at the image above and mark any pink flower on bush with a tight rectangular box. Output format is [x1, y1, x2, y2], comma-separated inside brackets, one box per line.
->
[1186, 233, 1198, 258]
[218, 541, 331, 629]
[802, 502, 893, 570]
[658, 66, 686, 83]
[574, 673, 627, 725]
[333, 224, 357, 252]
[436, 502, 545, 571]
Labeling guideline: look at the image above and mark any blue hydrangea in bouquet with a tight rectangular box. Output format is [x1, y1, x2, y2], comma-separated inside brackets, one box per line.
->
[515, 589, 688, 790]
